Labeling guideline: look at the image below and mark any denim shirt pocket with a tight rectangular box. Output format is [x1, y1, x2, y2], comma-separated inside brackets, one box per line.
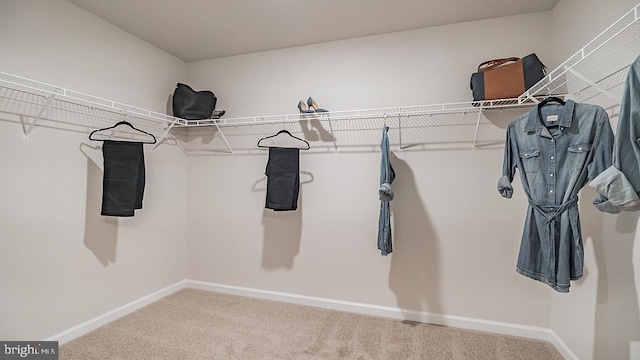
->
[520, 149, 540, 173]
[567, 143, 591, 172]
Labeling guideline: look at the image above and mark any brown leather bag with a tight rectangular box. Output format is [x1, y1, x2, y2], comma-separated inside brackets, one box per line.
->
[470, 54, 546, 101]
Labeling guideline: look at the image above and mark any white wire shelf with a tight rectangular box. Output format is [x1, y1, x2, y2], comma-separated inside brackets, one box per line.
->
[0, 71, 187, 149]
[1, 4, 637, 154]
[0, 68, 537, 153]
[519, 3, 640, 111]
[177, 98, 538, 154]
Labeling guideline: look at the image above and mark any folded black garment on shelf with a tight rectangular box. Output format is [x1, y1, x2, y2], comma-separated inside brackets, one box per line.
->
[172, 83, 217, 120]
[101, 140, 146, 217]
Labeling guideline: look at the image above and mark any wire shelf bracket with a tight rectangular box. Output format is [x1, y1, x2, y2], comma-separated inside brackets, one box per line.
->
[472, 105, 484, 150]
[213, 120, 233, 154]
[23, 92, 57, 140]
[565, 67, 620, 103]
[327, 116, 338, 153]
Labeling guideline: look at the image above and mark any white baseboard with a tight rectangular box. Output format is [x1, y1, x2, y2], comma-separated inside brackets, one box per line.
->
[550, 330, 580, 360]
[185, 280, 555, 345]
[45, 281, 185, 345]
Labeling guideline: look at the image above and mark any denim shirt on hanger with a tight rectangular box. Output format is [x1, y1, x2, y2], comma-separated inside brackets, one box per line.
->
[497, 100, 614, 292]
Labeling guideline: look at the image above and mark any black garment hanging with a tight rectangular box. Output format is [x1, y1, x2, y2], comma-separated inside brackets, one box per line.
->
[100, 141, 145, 217]
[258, 130, 309, 211]
[89, 121, 156, 217]
[265, 148, 300, 211]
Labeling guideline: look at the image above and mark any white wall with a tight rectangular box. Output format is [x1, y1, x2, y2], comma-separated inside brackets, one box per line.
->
[550, 0, 640, 67]
[549, 1, 640, 360]
[185, 12, 557, 329]
[0, 0, 188, 340]
[188, 12, 553, 118]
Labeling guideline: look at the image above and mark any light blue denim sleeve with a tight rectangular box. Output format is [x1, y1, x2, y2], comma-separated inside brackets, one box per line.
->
[590, 166, 640, 211]
[589, 55, 640, 212]
[615, 56, 640, 193]
[587, 109, 614, 181]
[587, 111, 621, 213]
[498, 124, 516, 199]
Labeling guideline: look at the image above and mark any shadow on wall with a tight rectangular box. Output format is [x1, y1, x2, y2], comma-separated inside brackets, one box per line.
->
[80, 143, 118, 267]
[170, 125, 218, 146]
[578, 187, 640, 360]
[388, 153, 442, 317]
[261, 193, 303, 270]
[484, 107, 530, 130]
[253, 172, 314, 270]
[166, 94, 173, 117]
[299, 118, 335, 142]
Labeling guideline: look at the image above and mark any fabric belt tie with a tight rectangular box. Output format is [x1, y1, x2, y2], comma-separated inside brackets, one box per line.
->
[379, 183, 394, 202]
[528, 196, 578, 224]
[527, 196, 578, 283]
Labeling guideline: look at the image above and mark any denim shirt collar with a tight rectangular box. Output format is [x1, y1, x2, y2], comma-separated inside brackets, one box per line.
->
[525, 99, 576, 134]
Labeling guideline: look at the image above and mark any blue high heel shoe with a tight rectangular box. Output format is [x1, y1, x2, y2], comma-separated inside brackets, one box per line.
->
[307, 97, 329, 112]
[298, 100, 315, 114]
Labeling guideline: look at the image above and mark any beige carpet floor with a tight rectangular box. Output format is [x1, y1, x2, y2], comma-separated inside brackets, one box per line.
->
[60, 289, 563, 360]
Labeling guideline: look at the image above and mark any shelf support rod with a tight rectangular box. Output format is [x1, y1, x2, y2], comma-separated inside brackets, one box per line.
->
[525, 92, 540, 104]
[326, 115, 338, 153]
[398, 113, 404, 151]
[213, 120, 233, 154]
[565, 67, 620, 104]
[472, 104, 484, 150]
[152, 118, 179, 151]
[24, 93, 56, 140]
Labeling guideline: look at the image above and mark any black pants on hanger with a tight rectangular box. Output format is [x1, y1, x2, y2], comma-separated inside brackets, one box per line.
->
[265, 147, 299, 211]
[101, 140, 145, 217]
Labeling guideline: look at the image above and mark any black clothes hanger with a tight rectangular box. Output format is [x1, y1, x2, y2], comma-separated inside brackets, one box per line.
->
[539, 96, 566, 106]
[89, 120, 157, 144]
[537, 96, 566, 129]
[257, 129, 310, 150]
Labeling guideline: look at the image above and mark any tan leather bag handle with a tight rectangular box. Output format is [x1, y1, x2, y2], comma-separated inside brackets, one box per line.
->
[478, 57, 520, 72]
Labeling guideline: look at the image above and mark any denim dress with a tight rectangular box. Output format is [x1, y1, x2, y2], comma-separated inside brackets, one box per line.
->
[497, 100, 614, 292]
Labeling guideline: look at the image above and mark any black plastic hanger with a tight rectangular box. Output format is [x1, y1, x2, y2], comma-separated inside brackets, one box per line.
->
[257, 129, 310, 150]
[539, 96, 566, 106]
[537, 96, 566, 129]
[89, 120, 157, 144]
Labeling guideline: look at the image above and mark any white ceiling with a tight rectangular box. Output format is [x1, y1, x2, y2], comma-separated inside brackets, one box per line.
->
[67, 0, 559, 62]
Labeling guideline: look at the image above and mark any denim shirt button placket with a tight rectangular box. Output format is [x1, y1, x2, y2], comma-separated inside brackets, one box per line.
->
[549, 137, 558, 281]
[549, 136, 556, 199]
